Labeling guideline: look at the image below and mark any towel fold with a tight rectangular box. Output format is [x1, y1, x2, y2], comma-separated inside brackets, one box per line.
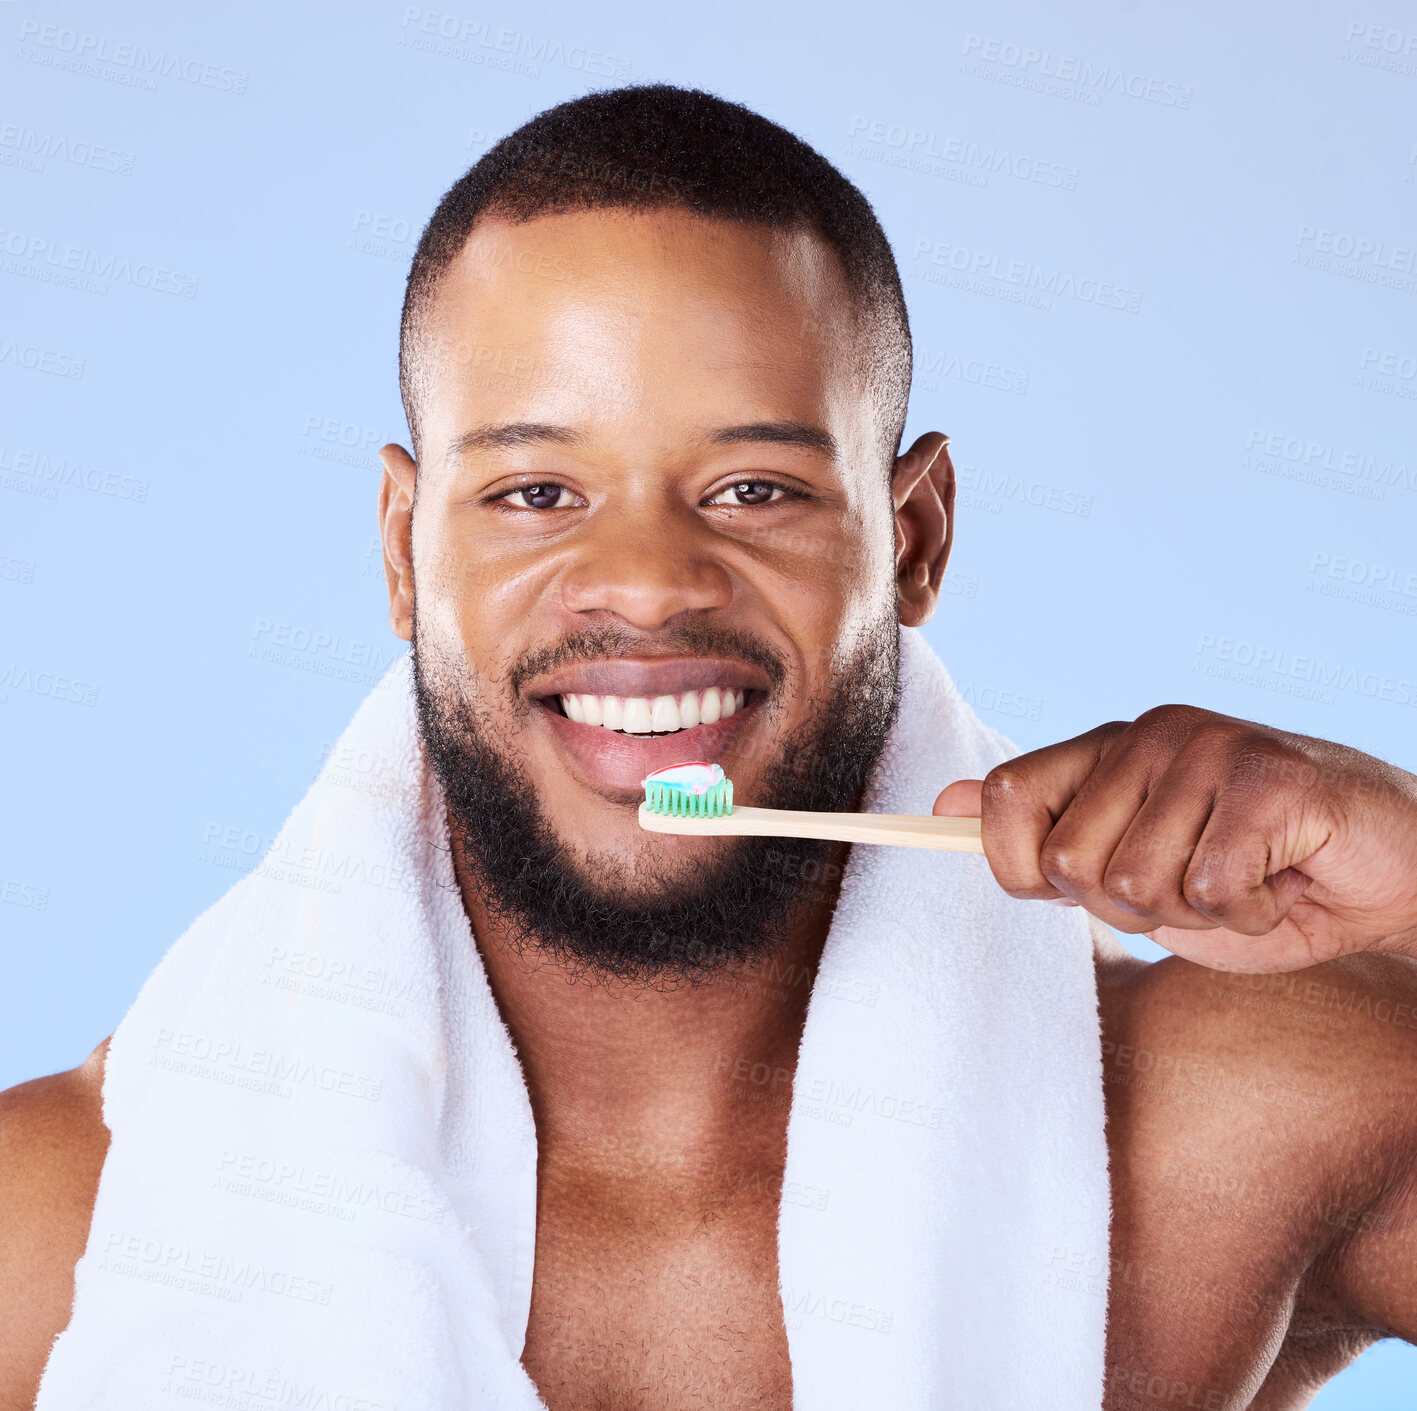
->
[38, 626, 1110, 1410]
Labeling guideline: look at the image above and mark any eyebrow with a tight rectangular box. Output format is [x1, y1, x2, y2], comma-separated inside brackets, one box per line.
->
[446, 422, 581, 460]
[705, 420, 838, 459]
[444, 418, 838, 464]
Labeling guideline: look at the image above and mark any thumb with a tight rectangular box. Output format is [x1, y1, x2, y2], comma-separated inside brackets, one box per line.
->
[934, 778, 984, 817]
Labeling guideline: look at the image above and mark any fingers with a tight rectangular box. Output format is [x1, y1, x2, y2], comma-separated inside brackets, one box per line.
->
[1013, 716, 1217, 933]
[1177, 754, 1320, 934]
[933, 778, 983, 817]
[1083, 748, 1222, 933]
[1102, 731, 1318, 936]
[979, 723, 1129, 901]
[978, 707, 1324, 941]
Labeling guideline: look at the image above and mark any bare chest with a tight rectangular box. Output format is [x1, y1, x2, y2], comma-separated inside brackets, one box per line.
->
[519, 1165, 793, 1411]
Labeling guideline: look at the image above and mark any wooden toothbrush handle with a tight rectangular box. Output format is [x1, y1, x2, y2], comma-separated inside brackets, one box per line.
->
[637, 803, 984, 854]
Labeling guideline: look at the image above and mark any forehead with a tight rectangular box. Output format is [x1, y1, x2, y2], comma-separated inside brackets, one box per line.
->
[414, 208, 869, 461]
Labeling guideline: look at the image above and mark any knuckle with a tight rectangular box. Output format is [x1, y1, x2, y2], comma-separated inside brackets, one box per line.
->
[982, 761, 1031, 808]
[1227, 737, 1301, 790]
[1187, 719, 1250, 757]
[1132, 703, 1209, 736]
[1182, 865, 1232, 915]
[1102, 863, 1163, 913]
[1086, 721, 1132, 759]
[1038, 838, 1089, 891]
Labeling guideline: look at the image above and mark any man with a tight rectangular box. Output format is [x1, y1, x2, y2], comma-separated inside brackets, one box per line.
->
[3, 84, 1415, 1411]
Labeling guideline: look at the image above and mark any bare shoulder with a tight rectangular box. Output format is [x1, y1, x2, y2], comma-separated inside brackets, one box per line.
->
[1099, 949, 1417, 1395]
[0, 1038, 112, 1411]
[1099, 946, 1417, 1108]
[1098, 946, 1417, 1182]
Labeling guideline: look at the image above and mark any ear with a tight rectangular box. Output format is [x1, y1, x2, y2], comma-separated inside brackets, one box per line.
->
[891, 431, 955, 628]
[377, 443, 418, 643]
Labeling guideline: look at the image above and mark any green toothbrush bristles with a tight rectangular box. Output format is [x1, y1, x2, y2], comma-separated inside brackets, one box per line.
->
[643, 777, 734, 818]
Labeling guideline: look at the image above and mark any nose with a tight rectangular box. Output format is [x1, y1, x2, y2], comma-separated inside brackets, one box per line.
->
[556, 508, 734, 631]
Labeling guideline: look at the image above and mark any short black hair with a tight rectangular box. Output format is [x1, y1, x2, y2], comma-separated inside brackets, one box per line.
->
[399, 83, 912, 470]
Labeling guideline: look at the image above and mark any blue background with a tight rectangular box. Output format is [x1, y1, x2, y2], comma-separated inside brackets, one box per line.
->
[3, 0, 1414, 1401]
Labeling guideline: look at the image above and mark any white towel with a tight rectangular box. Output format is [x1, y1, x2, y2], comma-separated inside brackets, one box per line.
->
[37, 627, 1110, 1410]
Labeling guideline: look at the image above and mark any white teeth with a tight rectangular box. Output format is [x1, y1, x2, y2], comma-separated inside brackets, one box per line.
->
[556, 686, 748, 734]
[621, 697, 654, 734]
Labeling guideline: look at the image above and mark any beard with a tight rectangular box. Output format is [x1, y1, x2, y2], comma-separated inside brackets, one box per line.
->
[412, 613, 901, 988]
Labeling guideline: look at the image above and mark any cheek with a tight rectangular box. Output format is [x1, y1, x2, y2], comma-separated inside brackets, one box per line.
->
[860, 483, 901, 569]
[766, 546, 886, 687]
[414, 512, 553, 660]
[827, 497, 898, 633]
[409, 521, 465, 654]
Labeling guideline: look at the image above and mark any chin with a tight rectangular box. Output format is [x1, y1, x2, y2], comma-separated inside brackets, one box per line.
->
[570, 832, 734, 902]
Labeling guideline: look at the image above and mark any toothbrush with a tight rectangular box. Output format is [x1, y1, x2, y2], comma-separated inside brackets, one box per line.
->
[638, 762, 984, 854]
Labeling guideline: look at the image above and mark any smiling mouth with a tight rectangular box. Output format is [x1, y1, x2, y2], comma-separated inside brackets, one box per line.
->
[549, 687, 751, 736]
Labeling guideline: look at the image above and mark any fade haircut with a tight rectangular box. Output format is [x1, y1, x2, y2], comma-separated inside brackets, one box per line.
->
[398, 83, 912, 472]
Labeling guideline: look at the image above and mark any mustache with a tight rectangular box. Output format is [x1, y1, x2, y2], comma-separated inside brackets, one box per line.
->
[505, 621, 789, 699]
[413, 609, 901, 988]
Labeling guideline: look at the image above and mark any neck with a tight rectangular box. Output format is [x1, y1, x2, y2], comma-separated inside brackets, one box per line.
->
[452, 833, 848, 1164]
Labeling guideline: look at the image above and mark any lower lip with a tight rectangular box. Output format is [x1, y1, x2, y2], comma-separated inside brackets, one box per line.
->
[535, 697, 762, 796]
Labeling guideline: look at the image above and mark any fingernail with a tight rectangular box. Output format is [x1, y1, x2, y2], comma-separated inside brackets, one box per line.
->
[1045, 897, 1080, 907]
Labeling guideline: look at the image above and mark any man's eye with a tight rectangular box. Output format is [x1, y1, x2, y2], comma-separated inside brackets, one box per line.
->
[707, 481, 786, 507]
[506, 484, 575, 510]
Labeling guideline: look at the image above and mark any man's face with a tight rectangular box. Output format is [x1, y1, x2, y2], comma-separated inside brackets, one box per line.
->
[385, 209, 936, 980]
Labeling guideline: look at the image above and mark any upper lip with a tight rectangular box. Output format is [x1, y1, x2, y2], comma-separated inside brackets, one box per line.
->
[530, 655, 774, 700]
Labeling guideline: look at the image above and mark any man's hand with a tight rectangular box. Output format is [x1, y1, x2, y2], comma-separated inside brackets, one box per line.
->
[933, 705, 1417, 972]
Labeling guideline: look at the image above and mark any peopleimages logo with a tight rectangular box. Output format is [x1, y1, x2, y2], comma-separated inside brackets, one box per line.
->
[960, 34, 1193, 107]
[1340, 20, 1417, 75]
[911, 237, 1142, 312]
[1306, 551, 1417, 619]
[0, 124, 137, 176]
[1310, 551, 1417, 599]
[1194, 633, 1417, 709]
[914, 345, 1030, 396]
[0, 336, 84, 379]
[1343, 19, 1417, 54]
[1296, 226, 1415, 273]
[0, 227, 199, 298]
[0, 664, 100, 707]
[1243, 429, 1416, 496]
[1293, 226, 1417, 294]
[397, 7, 635, 80]
[956, 462, 1092, 516]
[848, 116, 1079, 191]
[1357, 346, 1417, 402]
[16, 21, 249, 93]
[0, 443, 149, 502]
